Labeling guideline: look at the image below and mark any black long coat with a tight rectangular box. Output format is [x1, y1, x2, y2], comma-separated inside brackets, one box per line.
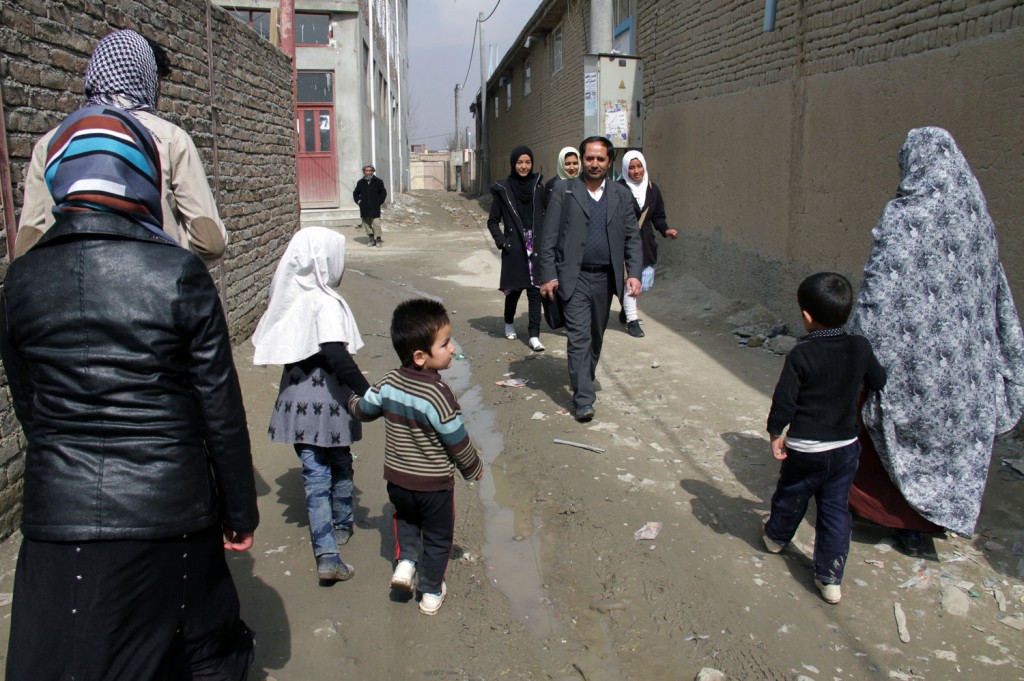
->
[487, 175, 545, 290]
[618, 179, 669, 268]
[353, 175, 387, 219]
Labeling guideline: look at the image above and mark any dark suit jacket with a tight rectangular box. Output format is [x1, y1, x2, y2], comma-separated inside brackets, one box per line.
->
[538, 176, 642, 301]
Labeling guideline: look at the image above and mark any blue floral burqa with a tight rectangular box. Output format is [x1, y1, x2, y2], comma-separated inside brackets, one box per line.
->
[849, 127, 1024, 536]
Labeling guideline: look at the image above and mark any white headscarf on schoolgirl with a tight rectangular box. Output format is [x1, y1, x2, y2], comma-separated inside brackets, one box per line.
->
[556, 146, 580, 180]
[621, 150, 650, 210]
[252, 227, 363, 365]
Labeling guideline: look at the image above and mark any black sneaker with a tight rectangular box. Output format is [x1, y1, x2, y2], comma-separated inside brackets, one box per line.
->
[334, 526, 352, 546]
[626, 320, 645, 338]
[317, 554, 355, 582]
[575, 405, 595, 422]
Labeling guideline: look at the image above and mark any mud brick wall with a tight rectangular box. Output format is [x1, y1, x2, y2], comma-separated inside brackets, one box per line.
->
[485, 0, 1023, 332]
[0, 0, 297, 538]
[634, 0, 1024, 330]
[485, 1, 590, 185]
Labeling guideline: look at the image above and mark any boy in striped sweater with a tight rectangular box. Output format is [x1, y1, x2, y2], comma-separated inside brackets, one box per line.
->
[349, 299, 484, 615]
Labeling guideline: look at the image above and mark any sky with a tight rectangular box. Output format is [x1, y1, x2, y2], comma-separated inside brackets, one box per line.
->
[407, 0, 543, 149]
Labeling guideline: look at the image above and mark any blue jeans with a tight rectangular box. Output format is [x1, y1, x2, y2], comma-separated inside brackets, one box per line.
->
[294, 445, 354, 557]
[764, 440, 861, 585]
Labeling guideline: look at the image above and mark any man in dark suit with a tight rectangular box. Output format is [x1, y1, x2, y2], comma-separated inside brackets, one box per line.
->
[353, 164, 388, 247]
[539, 137, 643, 422]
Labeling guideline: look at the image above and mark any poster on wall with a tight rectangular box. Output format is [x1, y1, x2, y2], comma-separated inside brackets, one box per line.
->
[584, 73, 598, 117]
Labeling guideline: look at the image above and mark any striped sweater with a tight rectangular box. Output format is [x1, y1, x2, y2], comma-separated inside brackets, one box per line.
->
[348, 366, 481, 492]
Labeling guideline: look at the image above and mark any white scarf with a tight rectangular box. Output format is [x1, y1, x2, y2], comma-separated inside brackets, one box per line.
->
[252, 227, 363, 365]
[621, 150, 649, 210]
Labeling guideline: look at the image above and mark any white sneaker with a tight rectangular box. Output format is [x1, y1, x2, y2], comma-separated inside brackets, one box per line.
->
[419, 581, 447, 616]
[390, 559, 416, 593]
[528, 337, 545, 352]
[504, 323, 517, 340]
[815, 579, 842, 604]
[760, 522, 784, 554]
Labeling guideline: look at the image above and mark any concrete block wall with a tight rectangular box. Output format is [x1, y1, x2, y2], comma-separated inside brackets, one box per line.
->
[0, 0, 297, 539]
[635, 0, 1024, 330]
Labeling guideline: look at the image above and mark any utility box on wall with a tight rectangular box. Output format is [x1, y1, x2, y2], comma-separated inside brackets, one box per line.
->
[583, 54, 643, 149]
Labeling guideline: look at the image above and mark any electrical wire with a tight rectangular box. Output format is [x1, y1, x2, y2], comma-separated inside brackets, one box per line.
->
[458, 0, 503, 90]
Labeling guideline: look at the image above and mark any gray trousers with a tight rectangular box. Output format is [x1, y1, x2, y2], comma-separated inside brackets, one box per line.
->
[362, 216, 382, 240]
[563, 267, 614, 410]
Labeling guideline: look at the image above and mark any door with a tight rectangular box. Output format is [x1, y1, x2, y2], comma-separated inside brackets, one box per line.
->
[296, 72, 338, 206]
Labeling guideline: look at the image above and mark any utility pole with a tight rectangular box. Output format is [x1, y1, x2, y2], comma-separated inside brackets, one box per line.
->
[590, 0, 613, 53]
[478, 12, 489, 192]
[454, 84, 461, 151]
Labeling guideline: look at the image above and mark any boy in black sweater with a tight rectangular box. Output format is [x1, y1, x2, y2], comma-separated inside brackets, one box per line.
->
[762, 272, 887, 604]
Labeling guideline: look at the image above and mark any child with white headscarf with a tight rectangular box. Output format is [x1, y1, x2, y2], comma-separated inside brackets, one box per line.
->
[616, 150, 678, 338]
[253, 227, 369, 583]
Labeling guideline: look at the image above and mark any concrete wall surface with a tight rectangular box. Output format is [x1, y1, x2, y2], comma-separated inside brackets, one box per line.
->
[636, 0, 1024, 329]
[0, 0, 297, 539]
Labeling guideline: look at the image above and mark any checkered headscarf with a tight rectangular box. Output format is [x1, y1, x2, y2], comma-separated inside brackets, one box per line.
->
[84, 29, 159, 112]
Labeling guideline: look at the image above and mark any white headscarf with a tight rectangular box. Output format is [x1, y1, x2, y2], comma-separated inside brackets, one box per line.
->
[252, 227, 363, 365]
[621, 150, 650, 210]
[556, 146, 580, 180]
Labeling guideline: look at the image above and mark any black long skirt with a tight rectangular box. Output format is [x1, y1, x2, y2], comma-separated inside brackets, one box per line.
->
[5, 525, 254, 681]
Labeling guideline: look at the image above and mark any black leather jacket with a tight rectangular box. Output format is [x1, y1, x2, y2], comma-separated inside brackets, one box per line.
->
[0, 212, 259, 541]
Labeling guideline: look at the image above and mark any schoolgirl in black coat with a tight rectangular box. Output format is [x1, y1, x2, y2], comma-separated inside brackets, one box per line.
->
[487, 146, 546, 350]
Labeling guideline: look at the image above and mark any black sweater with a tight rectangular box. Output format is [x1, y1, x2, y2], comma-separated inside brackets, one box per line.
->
[766, 331, 887, 441]
[286, 341, 371, 396]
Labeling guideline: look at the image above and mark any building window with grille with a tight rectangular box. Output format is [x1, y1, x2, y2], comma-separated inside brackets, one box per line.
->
[550, 24, 563, 74]
[227, 9, 271, 40]
[523, 59, 532, 96]
[296, 12, 331, 46]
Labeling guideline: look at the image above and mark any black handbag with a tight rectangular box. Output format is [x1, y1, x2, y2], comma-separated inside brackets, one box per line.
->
[542, 187, 570, 330]
[542, 293, 564, 329]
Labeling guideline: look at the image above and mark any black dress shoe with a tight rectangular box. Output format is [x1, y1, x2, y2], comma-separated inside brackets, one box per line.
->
[575, 405, 595, 422]
[626, 320, 645, 338]
[895, 530, 922, 557]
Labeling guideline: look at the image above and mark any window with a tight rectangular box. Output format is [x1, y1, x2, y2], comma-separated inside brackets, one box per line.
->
[228, 9, 271, 40]
[296, 72, 334, 153]
[550, 24, 563, 74]
[297, 72, 333, 103]
[523, 59, 532, 96]
[505, 81, 512, 111]
[613, 0, 635, 54]
[493, 95, 499, 119]
[296, 12, 330, 45]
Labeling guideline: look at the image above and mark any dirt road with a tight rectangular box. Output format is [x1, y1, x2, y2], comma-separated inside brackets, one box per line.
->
[0, 190, 1022, 680]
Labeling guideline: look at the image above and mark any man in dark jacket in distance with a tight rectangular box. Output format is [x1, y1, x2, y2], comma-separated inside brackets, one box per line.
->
[353, 164, 388, 248]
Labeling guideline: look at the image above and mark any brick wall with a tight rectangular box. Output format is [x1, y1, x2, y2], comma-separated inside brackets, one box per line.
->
[0, 0, 297, 538]
[487, 0, 1024, 333]
[635, 0, 1024, 329]
[485, 2, 590, 185]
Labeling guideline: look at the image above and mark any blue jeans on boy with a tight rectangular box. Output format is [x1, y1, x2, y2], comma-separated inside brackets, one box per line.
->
[294, 444, 354, 557]
[764, 440, 860, 585]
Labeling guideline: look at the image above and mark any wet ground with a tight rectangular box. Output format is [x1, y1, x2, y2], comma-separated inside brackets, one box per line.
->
[0, 190, 1022, 680]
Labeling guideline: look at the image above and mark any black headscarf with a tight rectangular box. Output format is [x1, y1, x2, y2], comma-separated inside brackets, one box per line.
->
[508, 146, 537, 228]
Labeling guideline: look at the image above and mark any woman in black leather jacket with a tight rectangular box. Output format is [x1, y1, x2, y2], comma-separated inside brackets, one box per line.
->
[0, 104, 258, 680]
